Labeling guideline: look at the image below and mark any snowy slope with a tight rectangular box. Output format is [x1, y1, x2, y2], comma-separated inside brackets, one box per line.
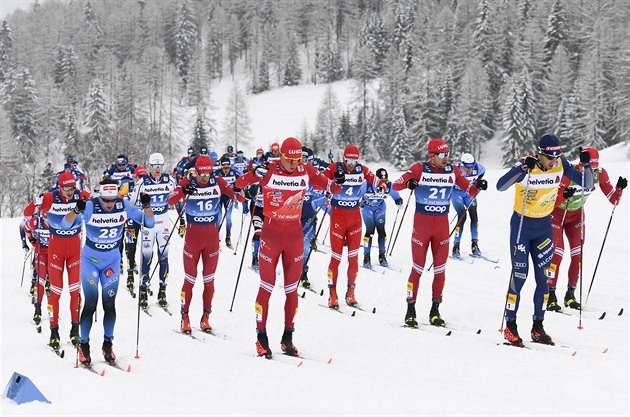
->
[2, 141, 628, 416]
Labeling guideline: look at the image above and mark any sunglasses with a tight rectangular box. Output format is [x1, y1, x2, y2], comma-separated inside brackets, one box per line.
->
[345, 159, 358, 165]
[198, 172, 211, 177]
[101, 197, 117, 203]
[434, 152, 449, 158]
[151, 164, 164, 169]
[539, 153, 560, 160]
[283, 154, 301, 163]
[61, 186, 75, 192]
[463, 163, 475, 169]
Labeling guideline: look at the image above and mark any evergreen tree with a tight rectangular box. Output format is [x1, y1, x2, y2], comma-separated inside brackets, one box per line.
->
[501, 70, 537, 166]
[542, 0, 566, 69]
[0, 20, 14, 84]
[359, 13, 389, 76]
[336, 111, 352, 149]
[312, 85, 341, 154]
[314, 34, 344, 84]
[282, 35, 302, 87]
[81, 78, 109, 175]
[221, 83, 251, 151]
[389, 105, 413, 170]
[191, 114, 210, 152]
[555, 86, 585, 158]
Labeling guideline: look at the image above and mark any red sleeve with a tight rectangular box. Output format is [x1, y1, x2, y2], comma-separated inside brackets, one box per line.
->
[23, 202, 36, 217]
[235, 170, 260, 189]
[322, 162, 336, 180]
[306, 164, 341, 194]
[79, 190, 92, 200]
[599, 167, 622, 205]
[39, 193, 54, 215]
[393, 163, 422, 191]
[24, 216, 37, 239]
[167, 178, 187, 205]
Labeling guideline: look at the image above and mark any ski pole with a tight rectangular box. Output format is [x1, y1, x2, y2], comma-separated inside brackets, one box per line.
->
[233, 209, 247, 255]
[229, 213, 254, 312]
[21, 249, 33, 288]
[135, 210, 146, 359]
[386, 203, 401, 255]
[499, 171, 531, 333]
[147, 200, 187, 283]
[578, 170, 586, 330]
[301, 199, 332, 278]
[585, 203, 618, 304]
[388, 189, 413, 257]
[217, 199, 232, 234]
[321, 219, 330, 246]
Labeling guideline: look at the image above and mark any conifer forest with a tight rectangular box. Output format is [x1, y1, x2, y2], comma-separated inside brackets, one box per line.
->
[0, 0, 628, 215]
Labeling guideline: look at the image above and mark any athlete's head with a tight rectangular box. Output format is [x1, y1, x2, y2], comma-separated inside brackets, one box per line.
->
[280, 137, 302, 173]
[460, 153, 475, 173]
[537, 133, 562, 169]
[195, 155, 213, 185]
[375, 167, 389, 183]
[581, 147, 599, 168]
[200, 146, 209, 156]
[116, 155, 128, 171]
[236, 150, 245, 160]
[99, 179, 119, 209]
[343, 145, 360, 171]
[209, 151, 218, 163]
[428, 138, 449, 168]
[271, 142, 280, 156]
[256, 148, 264, 159]
[58, 171, 76, 199]
[227, 145, 234, 155]
[148, 153, 165, 178]
[134, 165, 147, 180]
[187, 146, 194, 157]
[220, 157, 231, 173]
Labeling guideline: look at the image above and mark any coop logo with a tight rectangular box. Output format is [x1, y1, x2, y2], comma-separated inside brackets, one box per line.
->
[337, 200, 358, 207]
[193, 216, 215, 223]
[424, 205, 447, 213]
[55, 229, 78, 236]
[94, 242, 117, 250]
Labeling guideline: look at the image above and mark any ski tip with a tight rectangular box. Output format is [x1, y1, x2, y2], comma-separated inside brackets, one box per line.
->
[577, 325, 584, 330]
[599, 312, 606, 320]
[351, 311, 356, 317]
[300, 292, 305, 299]
[319, 289, 324, 296]
[60, 350, 65, 358]
[445, 330, 452, 336]
[100, 369, 105, 377]
[476, 329, 482, 334]
[372, 307, 376, 314]
[571, 351, 577, 357]
[297, 361, 303, 367]
[602, 347, 608, 354]
[618, 308, 624, 316]
[327, 357, 333, 364]
[126, 364, 132, 372]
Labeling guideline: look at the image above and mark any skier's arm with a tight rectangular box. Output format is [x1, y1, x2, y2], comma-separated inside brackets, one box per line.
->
[392, 163, 422, 192]
[598, 167, 623, 205]
[496, 160, 528, 192]
[125, 200, 154, 228]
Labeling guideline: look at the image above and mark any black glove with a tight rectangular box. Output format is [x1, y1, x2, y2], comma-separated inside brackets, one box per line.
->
[334, 170, 345, 185]
[73, 199, 86, 214]
[28, 237, 37, 244]
[476, 179, 488, 191]
[579, 148, 590, 164]
[617, 176, 627, 190]
[22, 239, 29, 254]
[182, 184, 197, 195]
[563, 187, 577, 199]
[395, 198, 403, 206]
[233, 186, 242, 193]
[254, 165, 268, 178]
[140, 193, 151, 209]
[524, 156, 538, 170]
[406, 178, 418, 190]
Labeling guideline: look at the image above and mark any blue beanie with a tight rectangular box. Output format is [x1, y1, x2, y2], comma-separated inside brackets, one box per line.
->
[538, 134, 562, 157]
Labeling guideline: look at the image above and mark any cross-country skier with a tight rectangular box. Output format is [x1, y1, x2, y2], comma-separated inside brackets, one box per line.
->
[393, 139, 487, 328]
[123, 165, 148, 293]
[496, 134, 593, 346]
[216, 156, 243, 248]
[235, 137, 343, 359]
[451, 153, 486, 258]
[63, 179, 153, 365]
[23, 195, 50, 326]
[546, 147, 626, 312]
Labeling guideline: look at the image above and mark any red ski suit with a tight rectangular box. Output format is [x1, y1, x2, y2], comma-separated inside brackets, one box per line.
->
[168, 175, 242, 314]
[393, 162, 478, 303]
[236, 162, 340, 331]
[549, 166, 622, 288]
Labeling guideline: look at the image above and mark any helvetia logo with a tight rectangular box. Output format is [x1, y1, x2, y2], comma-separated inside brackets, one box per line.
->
[272, 178, 300, 187]
[529, 178, 556, 185]
[423, 176, 449, 184]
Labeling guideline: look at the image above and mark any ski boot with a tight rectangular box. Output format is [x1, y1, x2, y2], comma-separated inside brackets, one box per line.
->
[102, 338, 116, 364]
[404, 303, 418, 328]
[48, 326, 61, 350]
[157, 283, 167, 307]
[200, 309, 212, 333]
[69, 321, 80, 347]
[180, 311, 192, 334]
[280, 328, 299, 357]
[504, 319, 523, 347]
[300, 269, 311, 289]
[345, 285, 358, 307]
[429, 300, 445, 327]
[328, 286, 339, 309]
[471, 240, 481, 257]
[29, 280, 37, 299]
[547, 288, 562, 312]
[531, 319, 554, 345]
[178, 222, 186, 238]
[256, 330, 272, 359]
[79, 341, 91, 365]
[378, 251, 388, 267]
[363, 253, 372, 269]
[564, 287, 581, 310]
[452, 242, 461, 259]
[251, 255, 259, 271]
[225, 234, 232, 248]
[33, 303, 42, 325]
[126, 270, 134, 292]
[44, 278, 50, 297]
[139, 285, 148, 309]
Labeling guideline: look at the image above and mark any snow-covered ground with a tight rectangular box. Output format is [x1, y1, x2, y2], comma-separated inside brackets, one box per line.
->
[1, 77, 628, 416]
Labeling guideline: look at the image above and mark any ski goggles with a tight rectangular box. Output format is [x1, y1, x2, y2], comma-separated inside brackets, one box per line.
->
[463, 162, 475, 169]
[60, 186, 75, 192]
[150, 163, 164, 169]
[433, 152, 449, 158]
[344, 158, 358, 165]
[282, 154, 301, 163]
[101, 196, 117, 203]
[198, 172, 211, 177]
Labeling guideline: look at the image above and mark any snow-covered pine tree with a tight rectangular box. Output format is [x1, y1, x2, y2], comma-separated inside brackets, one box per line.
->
[542, 0, 566, 69]
[389, 105, 413, 170]
[166, 0, 199, 90]
[191, 114, 210, 153]
[336, 111, 352, 149]
[501, 70, 537, 166]
[221, 83, 251, 152]
[0, 20, 13, 84]
[312, 85, 341, 155]
[282, 35, 302, 87]
[81, 78, 109, 176]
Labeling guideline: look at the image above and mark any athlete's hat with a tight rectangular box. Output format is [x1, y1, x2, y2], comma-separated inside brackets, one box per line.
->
[343, 145, 360, 162]
[58, 172, 76, 187]
[99, 179, 119, 199]
[271, 142, 280, 152]
[581, 147, 599, 168]
[461, 153, 475, 168]
[200, 146, 209, 155]
[428, 138, 449, 154]
[281, 137, 302, 159]
[227, 145, 234, 152]
[187, 146, 194, 155]
[256, 148, 264, 156]
[220, 157, 231, 167]
[195, 155, 213, 174]
[376, 168, 388, 181]
[537, 134, 562, 158]
[134, 165, 147, 178]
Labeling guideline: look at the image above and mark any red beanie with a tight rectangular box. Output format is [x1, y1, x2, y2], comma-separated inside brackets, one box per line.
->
[58, 172, 76, 187]
[281, 137, 302, 159]
[134, 165, 147, 178]
[195, 155, 214, 174]
[271, 142, 280, 151]
[344, 145, 360, 161]
[428, 138, 449, 154]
